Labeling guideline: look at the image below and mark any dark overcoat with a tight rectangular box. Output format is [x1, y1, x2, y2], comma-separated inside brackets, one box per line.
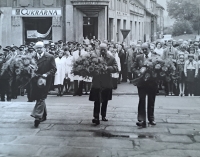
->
[89, 53, 118, 102]
[30, 52, 57, 100]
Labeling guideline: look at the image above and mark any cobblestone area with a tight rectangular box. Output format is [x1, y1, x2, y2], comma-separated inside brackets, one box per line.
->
[0, 95, 200, 157]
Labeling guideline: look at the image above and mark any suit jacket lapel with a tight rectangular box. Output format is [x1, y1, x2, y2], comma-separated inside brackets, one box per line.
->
[37, 53, 47, 65]
[138, 55, 144, 68]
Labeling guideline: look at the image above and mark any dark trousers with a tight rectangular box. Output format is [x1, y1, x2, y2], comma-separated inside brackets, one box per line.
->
[0, 79, 11, 101]
[187, 81, 194, 95]
[74, 80, 83, 95]
[137, 85, 157, 122]
[122, 64, 127, 81]
[112, 78, 118, 89]
[128, 72, 134, 81]
[31, 98, 47, 120]
[93, 101, 108, 119]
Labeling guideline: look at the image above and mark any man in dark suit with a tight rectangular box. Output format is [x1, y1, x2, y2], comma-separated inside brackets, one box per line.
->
[132, 43, 157, 127]
[89, 43, 118, 125]
[30, 41, 57, 127]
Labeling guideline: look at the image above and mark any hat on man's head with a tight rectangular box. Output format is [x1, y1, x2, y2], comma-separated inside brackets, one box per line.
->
[19, 46, 24, 51]
[58, 40, 63, 44]
[10, 47, 16, 51]
[3, 48, 10, 52]
[35, 41, 44, 48]
[5, 46, 11, 50]
[28, 47, 35, 51]
[77, 43, 82, 47]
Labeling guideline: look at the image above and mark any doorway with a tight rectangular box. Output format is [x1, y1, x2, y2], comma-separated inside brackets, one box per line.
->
[83, 17, 98, 40]
[23, 17, 52, 44]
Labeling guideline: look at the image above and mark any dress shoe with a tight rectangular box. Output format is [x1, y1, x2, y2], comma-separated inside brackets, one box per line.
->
[34, 120, 40, 127]
[148, 121, 156, 126]
[102, 117, 108, 121]
[136, 121, 146, 127]
[40, 116, 47, 122]
[92, 118, 100, 125]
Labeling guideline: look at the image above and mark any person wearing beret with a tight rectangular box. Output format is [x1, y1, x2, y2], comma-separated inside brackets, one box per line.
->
[132, 43, 157, 128]
[30, 41, 57, 127]
[89, 43, 118, 125]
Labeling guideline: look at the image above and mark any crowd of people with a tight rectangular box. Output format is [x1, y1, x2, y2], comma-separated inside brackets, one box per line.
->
[0, 37, 200, 102]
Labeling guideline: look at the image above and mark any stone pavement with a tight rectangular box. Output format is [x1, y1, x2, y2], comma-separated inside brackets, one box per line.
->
[1, 95, 200, 157]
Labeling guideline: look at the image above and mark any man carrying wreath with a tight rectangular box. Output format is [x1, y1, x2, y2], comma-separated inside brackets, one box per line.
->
[89, 43, 118, 125]
[132, 43, 157, 128]
[30, 41, 57, 127]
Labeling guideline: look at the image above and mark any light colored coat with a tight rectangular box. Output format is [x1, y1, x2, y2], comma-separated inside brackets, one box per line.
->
[112, 53, 121, 78]
[126, 48, 136, 72]
[54, 57, 67, 85]
[65, 55, 74, 81]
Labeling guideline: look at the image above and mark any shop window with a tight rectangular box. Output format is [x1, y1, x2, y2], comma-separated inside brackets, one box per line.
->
[23, 17, 52, 44]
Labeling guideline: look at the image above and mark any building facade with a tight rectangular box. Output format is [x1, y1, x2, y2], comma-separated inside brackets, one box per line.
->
[156, 3, 164, 38]
[0, 0, 164, 47]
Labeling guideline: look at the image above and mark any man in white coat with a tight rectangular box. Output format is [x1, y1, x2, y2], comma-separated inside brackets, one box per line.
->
[72, 43, 87, 96]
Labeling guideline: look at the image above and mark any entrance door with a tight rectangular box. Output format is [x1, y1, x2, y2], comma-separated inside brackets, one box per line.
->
[83, 17, 98, 40]
[23, 17, 52, 44]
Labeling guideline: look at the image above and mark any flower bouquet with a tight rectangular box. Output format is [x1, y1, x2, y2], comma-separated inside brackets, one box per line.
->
[1, 55, 38, 87]
[71, 53, 108, 79]
[132, 57, 178, 86]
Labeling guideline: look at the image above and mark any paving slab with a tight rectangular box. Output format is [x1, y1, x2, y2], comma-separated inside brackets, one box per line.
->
[0, 144, 41, 156]
[12, 136, 66, 146]
[157, 135, 193, 143]
[40, 147, 112, 157]
[169, 128, 200, 135]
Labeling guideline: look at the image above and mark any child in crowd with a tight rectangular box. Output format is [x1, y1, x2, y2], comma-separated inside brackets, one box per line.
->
[167, 54, 176, 95]
[176, 53, 186, 96]
[184, 54, 198, 96]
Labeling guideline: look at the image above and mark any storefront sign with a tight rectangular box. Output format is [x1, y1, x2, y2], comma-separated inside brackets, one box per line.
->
[27, 30, 37, 39]
[12, 8, 62, 16]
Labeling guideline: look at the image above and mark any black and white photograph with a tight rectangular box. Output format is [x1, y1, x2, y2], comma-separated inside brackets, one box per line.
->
[0, 0, 200, 156]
